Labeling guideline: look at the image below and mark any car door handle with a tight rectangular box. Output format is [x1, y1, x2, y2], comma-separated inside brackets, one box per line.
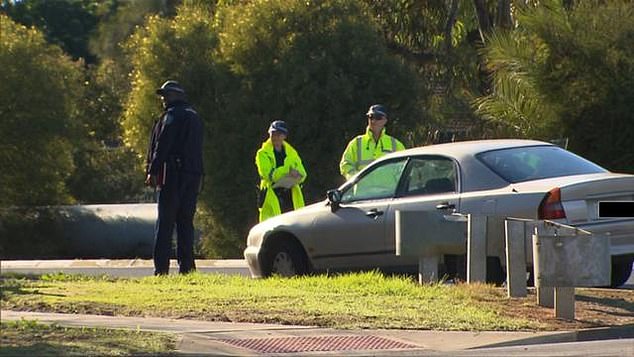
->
[365, 208, 384, 219]
[436, 202, 455, 210]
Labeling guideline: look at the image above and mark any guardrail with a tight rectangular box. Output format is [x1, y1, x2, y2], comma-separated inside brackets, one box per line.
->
[395, 210, 611, 319]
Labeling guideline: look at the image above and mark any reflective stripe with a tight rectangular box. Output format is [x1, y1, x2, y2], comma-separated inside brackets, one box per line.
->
[354, 135, 396, 171]
[356, 136, 363, 171]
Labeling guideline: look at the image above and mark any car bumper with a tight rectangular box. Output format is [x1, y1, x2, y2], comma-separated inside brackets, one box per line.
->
[244, 245, 263, 278]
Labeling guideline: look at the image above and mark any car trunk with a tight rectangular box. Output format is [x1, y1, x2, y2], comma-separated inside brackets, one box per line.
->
[514, 173, 634, 258]
[510, 173, 634, 224]
[557, 174, 634, 224]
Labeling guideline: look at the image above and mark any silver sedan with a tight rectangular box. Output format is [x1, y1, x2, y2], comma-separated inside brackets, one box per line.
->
[244, 139, 634, 287]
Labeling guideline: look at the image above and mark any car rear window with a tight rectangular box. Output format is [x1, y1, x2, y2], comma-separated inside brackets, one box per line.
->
[477, 145, 607, 183]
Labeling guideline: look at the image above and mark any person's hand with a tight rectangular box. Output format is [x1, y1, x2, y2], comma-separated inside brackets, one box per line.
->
[289, 169, 302, 178]
[145, 174, 157, 187]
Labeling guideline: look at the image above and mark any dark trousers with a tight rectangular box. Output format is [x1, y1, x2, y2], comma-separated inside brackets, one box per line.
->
[154, 172, 201, 275]
[274, 188, 294, 214]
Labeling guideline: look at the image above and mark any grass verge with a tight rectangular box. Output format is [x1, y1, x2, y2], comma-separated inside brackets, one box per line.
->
[1, 271, 539, 331]
[0, 319, 176, 356]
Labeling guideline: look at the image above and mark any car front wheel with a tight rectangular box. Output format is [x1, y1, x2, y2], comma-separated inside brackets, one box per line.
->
[262, 241, 308, 278]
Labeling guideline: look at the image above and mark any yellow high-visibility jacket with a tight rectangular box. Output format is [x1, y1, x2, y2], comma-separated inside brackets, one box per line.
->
[256, 139, 307, 222]
[339, 127, 405, 180]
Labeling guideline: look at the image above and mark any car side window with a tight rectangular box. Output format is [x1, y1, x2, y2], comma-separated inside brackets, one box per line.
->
[341, 159, 408, 203]
[402, 157, 456, 197]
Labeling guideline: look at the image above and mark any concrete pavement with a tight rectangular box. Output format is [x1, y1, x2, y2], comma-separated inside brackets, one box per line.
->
[4, 310, 632, 356]
[0, 259, 251, 277]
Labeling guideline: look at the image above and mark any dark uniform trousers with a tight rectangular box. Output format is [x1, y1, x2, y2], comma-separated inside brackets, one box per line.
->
[154, 171, 201, 275]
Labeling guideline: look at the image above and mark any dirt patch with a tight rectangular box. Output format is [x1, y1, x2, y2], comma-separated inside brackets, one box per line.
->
[497, 287, 634, 330]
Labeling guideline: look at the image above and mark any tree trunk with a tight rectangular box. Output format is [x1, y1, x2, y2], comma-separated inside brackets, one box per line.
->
[444, 0, 460, 51]
[496, 0, 513, 29]
[473, 0, 492, 43]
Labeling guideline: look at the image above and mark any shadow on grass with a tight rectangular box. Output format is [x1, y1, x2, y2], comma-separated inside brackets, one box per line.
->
[0, 343, 87, 357]
[576, 294, 634, 315]
[0, 275, 67, 300]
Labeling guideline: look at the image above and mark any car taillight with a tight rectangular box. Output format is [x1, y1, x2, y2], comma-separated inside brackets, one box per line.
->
[538, 187, 566, 219]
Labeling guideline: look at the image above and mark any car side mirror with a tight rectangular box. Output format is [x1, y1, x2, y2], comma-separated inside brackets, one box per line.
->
[326, 189, 341, 212]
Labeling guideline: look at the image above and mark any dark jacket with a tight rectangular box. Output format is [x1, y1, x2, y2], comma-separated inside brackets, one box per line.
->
[146, 100, 203, 177]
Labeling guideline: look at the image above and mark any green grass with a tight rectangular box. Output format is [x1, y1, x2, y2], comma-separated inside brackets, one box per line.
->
[0, 319, 176, 356]
[1, 271, 539, 331]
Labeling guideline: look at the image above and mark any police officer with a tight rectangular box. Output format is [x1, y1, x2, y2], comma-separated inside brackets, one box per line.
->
[255, 120, 307, 222]
[339, 104, 406, 180]
[145, 80, 203, 275]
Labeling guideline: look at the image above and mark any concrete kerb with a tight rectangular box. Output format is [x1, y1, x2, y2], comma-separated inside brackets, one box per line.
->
[0, 259, 251, 277]
[3, 310, 632, 355]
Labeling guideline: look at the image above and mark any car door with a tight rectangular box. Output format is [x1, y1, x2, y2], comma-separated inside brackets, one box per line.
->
[310, 158, 409, 272]
[381, 155, 462, 270]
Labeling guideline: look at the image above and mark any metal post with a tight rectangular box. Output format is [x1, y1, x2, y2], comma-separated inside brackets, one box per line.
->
[467, 214, 487, 283]
[537, 286, 555, 308]
[419, 256, 439, 285]
[505, 219, 527, 297]
[555, 287, 575, 319]
[533, 229, 555, 308]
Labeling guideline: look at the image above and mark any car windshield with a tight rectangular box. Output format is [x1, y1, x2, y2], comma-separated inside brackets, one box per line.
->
[477, 145, 607, 183]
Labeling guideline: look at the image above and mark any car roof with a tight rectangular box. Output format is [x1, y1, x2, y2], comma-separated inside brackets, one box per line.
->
[387, 139, 554, 160]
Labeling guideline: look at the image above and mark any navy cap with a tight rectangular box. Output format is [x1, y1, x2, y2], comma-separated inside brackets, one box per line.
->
[268, 120, 289, 135]
[366, 104, 388, 118]
[156, 80, 185, 96]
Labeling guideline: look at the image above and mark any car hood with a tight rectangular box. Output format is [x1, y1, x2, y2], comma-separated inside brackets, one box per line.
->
[251, 200, 327, 231]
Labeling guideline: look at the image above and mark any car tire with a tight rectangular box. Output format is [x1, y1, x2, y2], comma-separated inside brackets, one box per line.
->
[262, 240, 308, 278]
[610, 255, 634, 288]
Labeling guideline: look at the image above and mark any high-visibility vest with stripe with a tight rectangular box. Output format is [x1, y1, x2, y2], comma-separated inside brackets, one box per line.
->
[255, 139, 307, 222]
[339, 128, 405, 180]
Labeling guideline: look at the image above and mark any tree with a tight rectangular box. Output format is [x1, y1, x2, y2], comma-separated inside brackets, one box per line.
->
[474, 0, 634, 172]
[0, 15, 84, 205]
[123, 0, 424, 257]
[1, 0, 104, 63]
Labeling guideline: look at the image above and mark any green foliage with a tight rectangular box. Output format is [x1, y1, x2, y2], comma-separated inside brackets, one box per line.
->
[475, 0, 634, 172]
[362, 0, 489, 141]
[0, 207, 70, 259]
[1, 0, 103, 63]
[66, 144, 144, 203]
[66, 61, 145, 203]
[473, 29, 560, 137]
[90, 0, 177, 60]
[123, 0, 424, 257]
[0, 15, 83, 205]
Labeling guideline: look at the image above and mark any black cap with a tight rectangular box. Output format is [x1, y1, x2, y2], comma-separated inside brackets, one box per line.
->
[366, 104, 388, 118]
[156, 80, 185, 96]
[268, 120, 289, 135]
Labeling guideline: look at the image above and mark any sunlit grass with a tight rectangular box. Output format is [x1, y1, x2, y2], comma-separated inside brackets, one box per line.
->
[1, 271, 539, 331]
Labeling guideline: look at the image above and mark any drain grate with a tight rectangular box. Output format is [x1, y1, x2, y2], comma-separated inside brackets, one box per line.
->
[218, 335, 418, 354]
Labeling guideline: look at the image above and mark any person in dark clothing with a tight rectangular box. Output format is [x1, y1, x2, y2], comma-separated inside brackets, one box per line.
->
[145, 80, 204, 275]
